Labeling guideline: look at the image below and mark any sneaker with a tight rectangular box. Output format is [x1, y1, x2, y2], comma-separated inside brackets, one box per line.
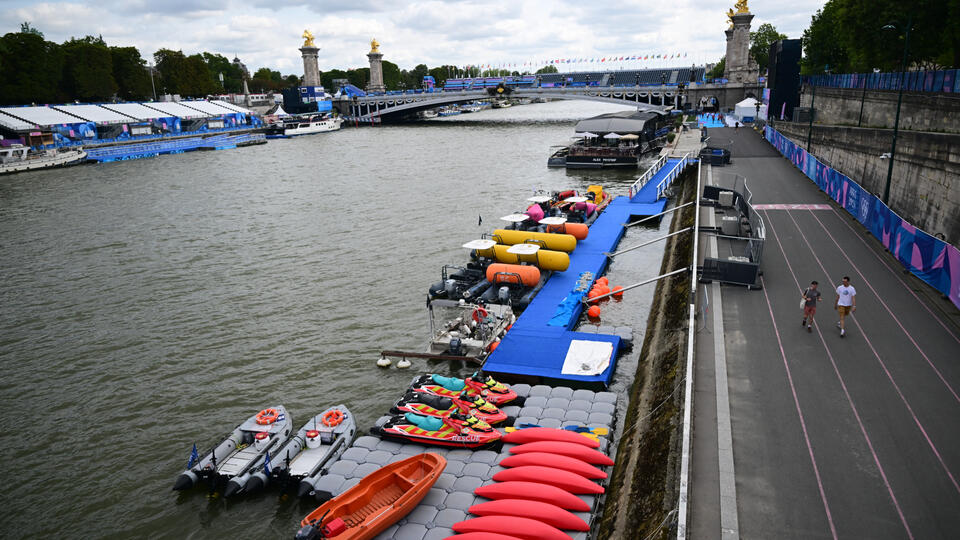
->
[840, 329, 845, 337]
[807, 325, 812, 333]
[836, 321, 841, 328]
[802, 318, 806, 326]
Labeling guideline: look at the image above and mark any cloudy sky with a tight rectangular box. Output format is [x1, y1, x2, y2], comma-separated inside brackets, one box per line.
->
[2, 0, 826, 75]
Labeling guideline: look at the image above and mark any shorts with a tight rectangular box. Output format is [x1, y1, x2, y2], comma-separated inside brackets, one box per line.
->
[803, 305, 817, 317]
[837, 305, 852, 316]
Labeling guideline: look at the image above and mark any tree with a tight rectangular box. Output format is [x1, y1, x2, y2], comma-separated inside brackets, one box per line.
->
[20, 22, 43, 38]
[382, 60, 401, 89]
[202, 52, 243, 93]
[0, 31, 64, 104]
[61, 36, 117, 101]
[346, 68, 369, 89]
[154, 48, 187, 96]
[111, 46, 152, 100]
[707, 57, 725, 79]
[750, 23, 787, 74]
[535, 65, 558, 74]
[321, 69, 349, 91]
[801, 3, 849, 74]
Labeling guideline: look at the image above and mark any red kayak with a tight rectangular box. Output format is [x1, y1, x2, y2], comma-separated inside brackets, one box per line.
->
[452, 516, 570, 540]
[492, 466, 603, 494]
[510, 441, 614, 466]
[502, 427, 600, 448]
[474, 481, 590, 512]
[468, 499, 590, 531]
[499, 452, 607, 480]
[443, 533, 524, 540]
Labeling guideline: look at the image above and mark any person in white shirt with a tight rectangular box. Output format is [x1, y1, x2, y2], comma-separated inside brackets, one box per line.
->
[835, 276, 857, 337]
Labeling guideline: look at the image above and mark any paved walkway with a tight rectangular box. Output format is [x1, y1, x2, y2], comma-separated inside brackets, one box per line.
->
[691, 127, 960, 539]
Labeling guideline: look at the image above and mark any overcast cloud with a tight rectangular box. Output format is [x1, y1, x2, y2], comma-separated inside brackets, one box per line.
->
[1, 0, 827, 75]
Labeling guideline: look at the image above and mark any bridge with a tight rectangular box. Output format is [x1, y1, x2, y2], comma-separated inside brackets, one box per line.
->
[334, 69, 763, 122]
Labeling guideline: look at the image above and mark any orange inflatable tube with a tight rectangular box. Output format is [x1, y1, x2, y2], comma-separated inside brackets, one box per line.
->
[545, 222, 588, 240]
[486, 263, 541, 287]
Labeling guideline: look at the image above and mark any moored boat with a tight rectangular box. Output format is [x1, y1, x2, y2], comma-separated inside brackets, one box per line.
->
[0, 143, 87, 175]
[264, 113, 342, 138]
[393, 387, 510, 425]
[172, 406, 293, 496]
[371, 411, 502, 448]
[244, 405, 356, 497]
[409, 372, 523, 407]
[296, 453, 446, 540]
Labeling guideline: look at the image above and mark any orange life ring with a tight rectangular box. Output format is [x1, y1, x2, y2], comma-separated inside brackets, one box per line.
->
[322, 409, 344, 427]
[256, 408, 279, 425]
[472, 306, 490, 324]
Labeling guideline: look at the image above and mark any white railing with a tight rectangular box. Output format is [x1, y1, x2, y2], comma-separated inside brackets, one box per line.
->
[629, 153, 668, 198]
[676, 157, 702, 540]
[655, 152, 692, 200]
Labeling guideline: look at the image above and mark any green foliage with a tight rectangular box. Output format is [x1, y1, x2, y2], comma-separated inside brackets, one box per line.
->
[801, 0, 958, 74]
[535, 65, 558, 74]
[0, 31, 64, 104]
[321, 69, 350, 91]
[202, 52, 243, 93]
[707, 57, 725, 79]
[801, 2, 849, 74]
[154, 49, 218, 97]
[62, 36, 117, 101]
[111, 46, 152, 100]
[750, 23, 787, 74]
[20, 22, 43, 38]
[382, 60, 401, 90]
[347, 68, 369, 89]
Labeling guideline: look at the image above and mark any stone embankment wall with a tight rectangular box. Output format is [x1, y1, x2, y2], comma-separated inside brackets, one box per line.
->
[799, 85, 960, 134]
[776, 121, 960, 246]
[597, 166, 696, 539]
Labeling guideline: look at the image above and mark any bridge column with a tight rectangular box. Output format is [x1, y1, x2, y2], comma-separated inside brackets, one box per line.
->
[648, 92, 652, 105]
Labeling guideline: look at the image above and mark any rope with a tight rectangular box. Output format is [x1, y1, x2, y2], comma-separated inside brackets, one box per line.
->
[618, 375, 687, 439]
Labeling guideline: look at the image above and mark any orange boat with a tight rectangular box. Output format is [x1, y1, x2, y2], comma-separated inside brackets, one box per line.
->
[296, 453, 446, 540]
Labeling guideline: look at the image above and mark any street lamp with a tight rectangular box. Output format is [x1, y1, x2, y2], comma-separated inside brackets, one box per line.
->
[858, 68, 880, 127]
[881, 14, 913, 205]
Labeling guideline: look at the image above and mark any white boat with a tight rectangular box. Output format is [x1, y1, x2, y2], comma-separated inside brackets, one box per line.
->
[419, 109, 439, 119]
[265, 113, 341, 139]
[0, 144, 87, 175]
[437, 106, 461, 117]
[492, 99, 512, 109]
[460, 103, 483, 113]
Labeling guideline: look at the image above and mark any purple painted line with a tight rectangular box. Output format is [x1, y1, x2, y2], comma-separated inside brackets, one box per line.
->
[803, 210, 960, 405]
[758, 273, 839, 540]
[828, 207, 960, 346]
[764, 210, 915, 538]
[753, 204, 832, 210]
[783, 210, 960, 496]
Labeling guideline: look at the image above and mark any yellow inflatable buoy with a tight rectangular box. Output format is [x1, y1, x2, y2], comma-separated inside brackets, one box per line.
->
[492, 229, 577, 253]
[476, 244, 570, 272]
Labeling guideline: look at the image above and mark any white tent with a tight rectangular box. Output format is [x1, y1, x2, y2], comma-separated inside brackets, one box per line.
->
[734, 97, 766, 121]
[603, 132, 622, 139]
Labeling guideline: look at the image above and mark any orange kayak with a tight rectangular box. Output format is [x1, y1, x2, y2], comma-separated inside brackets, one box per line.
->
[296, 453, 446, 540]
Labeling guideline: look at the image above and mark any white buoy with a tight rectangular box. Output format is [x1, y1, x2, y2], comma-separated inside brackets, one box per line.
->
[376, 356, 392, 367]
[397, 358, 412, 369]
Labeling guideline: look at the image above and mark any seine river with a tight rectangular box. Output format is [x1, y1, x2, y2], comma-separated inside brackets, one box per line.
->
[0, 100, 670, 538]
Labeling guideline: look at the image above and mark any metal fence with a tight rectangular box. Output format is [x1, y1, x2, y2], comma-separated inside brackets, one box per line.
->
[804, 69, 959, 94]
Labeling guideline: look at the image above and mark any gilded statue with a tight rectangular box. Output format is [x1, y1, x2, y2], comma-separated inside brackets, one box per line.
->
[370, 38, 380, 53]
[735, 0, 749, 13]
[302, 29, 315, 47]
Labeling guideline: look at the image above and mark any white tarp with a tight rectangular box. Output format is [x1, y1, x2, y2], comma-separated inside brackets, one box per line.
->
[561, 340, 613, 376]
[734, 97, 766, 120]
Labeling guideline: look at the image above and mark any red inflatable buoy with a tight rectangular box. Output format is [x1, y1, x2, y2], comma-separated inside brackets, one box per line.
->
[510, 441, 615, 466]
[468, 499, 590, 531]
[499, 452, 607, 479]
[474, 481, 590, 511]
[587, 305, 601, 318]
[502, 427, 601, 448]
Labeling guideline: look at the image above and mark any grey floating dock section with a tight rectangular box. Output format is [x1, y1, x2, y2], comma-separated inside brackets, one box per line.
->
[312, 383, 619, 539]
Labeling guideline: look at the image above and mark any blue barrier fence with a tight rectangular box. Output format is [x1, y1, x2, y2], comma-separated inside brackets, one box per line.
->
[765, 127, 960, 311]
[804, 69, 959, 94]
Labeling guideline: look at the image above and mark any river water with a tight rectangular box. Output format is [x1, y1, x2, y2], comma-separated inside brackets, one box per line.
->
[0, 100, 671, 538]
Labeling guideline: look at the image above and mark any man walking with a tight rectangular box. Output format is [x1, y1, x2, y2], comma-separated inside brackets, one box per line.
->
[801, 280, 821, 333]
[834, 276, 857, 337]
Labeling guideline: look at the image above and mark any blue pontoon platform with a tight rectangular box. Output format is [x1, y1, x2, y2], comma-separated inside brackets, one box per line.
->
[482, 157, 692, 389]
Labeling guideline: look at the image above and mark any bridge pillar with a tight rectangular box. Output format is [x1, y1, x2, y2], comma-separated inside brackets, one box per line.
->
[366, 38, 386, 94]
[300, 45, 321, 87]
[724, 4, 759, 84]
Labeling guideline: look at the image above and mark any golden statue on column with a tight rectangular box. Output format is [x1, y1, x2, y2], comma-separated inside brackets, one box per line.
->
[370, 38, 380, 53]
[302, 29, 315, 47]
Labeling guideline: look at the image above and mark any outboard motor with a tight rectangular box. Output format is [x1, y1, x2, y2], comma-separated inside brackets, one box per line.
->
[448, 332, 464, 356]
[254, 431, 271, 451]
[444, 279, 457, 297]
[498, 286, 510, 304]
